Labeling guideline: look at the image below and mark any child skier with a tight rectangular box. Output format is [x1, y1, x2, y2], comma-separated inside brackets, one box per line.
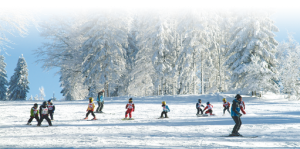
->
[37, 101, 52, 126]
[230, 94, 244, 136]
[84, 97, 96, 120]
[160, 101, 170, 118]
[203, 102, 214, 115]
[196, 99, 204, 115]
[124, 98, 135, 120]
[48, 99, 55, 120]
[96, 90, 104, 113]
[27, 103, 40, 125]
[222, 98, 231, 116]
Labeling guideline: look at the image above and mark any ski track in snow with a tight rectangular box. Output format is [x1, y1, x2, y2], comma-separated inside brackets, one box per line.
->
[1, 94, 300, 148]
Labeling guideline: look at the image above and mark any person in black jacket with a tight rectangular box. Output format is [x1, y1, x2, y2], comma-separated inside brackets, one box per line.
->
[48, 100, 55, 120]
[196, 99, 204, 115]
[230, 94, 243, 136]
[37, 101, 52, 126]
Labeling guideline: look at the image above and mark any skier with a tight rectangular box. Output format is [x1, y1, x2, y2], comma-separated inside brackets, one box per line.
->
[222, 98, 231, 116]
[160, 101, 170, 118]
[124, 98, 135, 120]
[96, 90, 104, 113]
[37, 101, 52, 126]
[84, 97, 96, 120]
[27, 103, 40, 125]
[203, 102, 214, 115]
[48, 99, 55, 120]
[196, 99, 204, 115]
[230, 94, 245, 136]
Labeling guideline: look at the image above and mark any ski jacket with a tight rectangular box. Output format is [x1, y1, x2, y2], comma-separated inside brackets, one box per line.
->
[97, 95, 104, 102]
[48, 103, 55, 111]
[196, 103, 204, 109]
[87, 103, 95, 111]
[162, 105, 170, 112]
[231, 99, 241, 116]
[126, 102, 135, 111]
[204, 104, 213, 111]
[39, 105, 49, 115]
[30, 107, 39, 117]
[223, 102, 230, 108]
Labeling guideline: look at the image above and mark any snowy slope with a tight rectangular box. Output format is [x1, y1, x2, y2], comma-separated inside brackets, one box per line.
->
[1, 94, 300, 148]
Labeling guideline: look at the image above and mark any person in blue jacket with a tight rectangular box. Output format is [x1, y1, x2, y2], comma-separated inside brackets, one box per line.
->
[160, 101, 170, 118]
[230, 94, 243, 136]
[96, 90, 104, 113]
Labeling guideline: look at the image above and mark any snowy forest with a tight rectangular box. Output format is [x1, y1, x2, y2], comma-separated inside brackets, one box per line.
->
[1, 9, 300, 100]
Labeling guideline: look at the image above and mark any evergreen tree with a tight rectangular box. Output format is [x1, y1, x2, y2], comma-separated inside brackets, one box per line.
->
[7, 55, 30, 100]
[0, 55, 8, 100]
[224, 12, 279, 93]
[28, 95, 33, 101]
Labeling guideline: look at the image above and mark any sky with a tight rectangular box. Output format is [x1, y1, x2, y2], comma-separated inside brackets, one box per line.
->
[2, 2, 300, 100]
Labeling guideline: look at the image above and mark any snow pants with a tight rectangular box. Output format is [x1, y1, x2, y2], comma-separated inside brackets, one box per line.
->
[223, 107, 230, 114]
[38, 115, 52, 126]
[28, 115, 39, 124]
[205, 109, 213, 115]
[49, 110, 54, 120]
[232, 116, 242, 134]
[86, 110, 95, 118]
[96, 101, 104, 112]
[125, 109, 133, 118]
[161, 111, 168, 118]
[197, 108, 203, 115]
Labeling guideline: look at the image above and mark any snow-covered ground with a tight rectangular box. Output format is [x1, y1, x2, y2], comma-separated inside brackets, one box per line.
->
[1, 94, 300, 148]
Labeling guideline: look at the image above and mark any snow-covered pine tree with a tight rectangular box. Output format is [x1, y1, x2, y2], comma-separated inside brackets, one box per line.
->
[7, 55, 30, 100]
[39, 86, 45, 101]
[80, 10, 130, 98]
[176, 10, 209, 94]
[224, 11, 279, 93]
[276, 35, 300, 97]
[34, 95, 38, 100]
[28, 95, 33, 100]
[0, 55, 8, 100]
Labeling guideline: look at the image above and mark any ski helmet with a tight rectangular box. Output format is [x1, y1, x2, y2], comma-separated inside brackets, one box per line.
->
[42, 101, 47, 106]
[162, 101, 166, 105]
[235, 94, 242, 100]
[198, 99, 201, 103]
[222, 98, 226, 102]
[206, 102, 210, 105]
[48, 99, 52, 103]
[89, 97, 93, 102]
[129, 98, 133, 102]
[34, 103, 38, 107]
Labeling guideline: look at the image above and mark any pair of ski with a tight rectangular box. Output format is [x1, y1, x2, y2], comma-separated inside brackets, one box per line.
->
[221, 135, 258, 138]
[197, 114, 216, 117]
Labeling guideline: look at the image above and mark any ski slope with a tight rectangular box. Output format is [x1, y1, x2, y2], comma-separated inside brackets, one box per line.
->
[1, 94, 300, 148]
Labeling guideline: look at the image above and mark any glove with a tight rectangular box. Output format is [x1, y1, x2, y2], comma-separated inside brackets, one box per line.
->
[238, 113, 242, 117]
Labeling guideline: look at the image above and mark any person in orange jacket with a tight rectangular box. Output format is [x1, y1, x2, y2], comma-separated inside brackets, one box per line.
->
[124, 98, 135, 120]
[222, 98, 231, 116]
[84, 97, 96, 120]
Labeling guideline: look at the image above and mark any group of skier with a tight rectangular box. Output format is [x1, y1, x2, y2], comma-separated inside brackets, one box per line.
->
[26, 91, 246, 136]
[27, 100, 55, 126]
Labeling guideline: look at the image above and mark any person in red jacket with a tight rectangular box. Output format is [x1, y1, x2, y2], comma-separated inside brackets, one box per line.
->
[203, 102, 214, 115]
[124, 98, 135, 120]
[240, 99, 246, 115]
[222, 98, 231, 116]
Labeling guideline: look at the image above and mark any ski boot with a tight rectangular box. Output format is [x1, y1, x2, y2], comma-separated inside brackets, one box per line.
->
[92, 117, 97, 120]
[26, 122, 31, 125]
[99, 111, 104, 113]
[128, 118, 133, 120]
[83, 117, 88, 120]
[165, 116, 169, 118]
